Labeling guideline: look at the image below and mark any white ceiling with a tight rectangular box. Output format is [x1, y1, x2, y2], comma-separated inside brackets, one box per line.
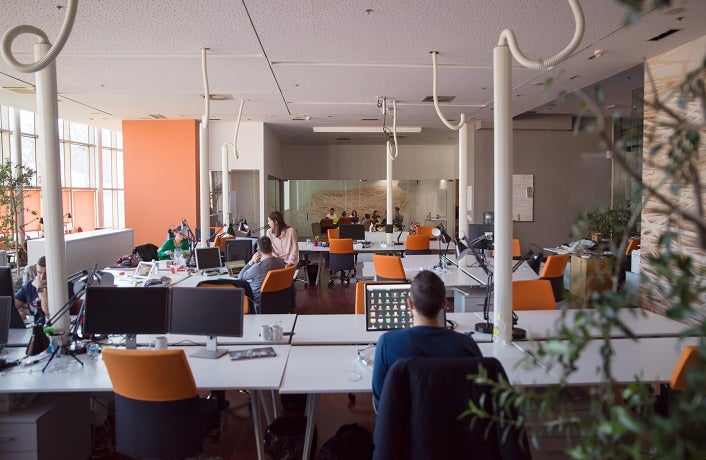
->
[1, 0, 704, 145]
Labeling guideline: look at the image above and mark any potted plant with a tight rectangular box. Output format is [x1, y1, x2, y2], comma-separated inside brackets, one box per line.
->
[0, 160, 37, 276]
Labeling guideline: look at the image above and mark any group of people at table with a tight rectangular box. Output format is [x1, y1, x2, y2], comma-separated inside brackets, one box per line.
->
[324, 206, 404, 231]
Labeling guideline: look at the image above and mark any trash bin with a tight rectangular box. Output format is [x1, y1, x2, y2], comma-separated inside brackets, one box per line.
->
[307, 263, 319, 285]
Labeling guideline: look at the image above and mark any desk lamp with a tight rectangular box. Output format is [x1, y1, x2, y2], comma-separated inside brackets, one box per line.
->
[237, 219, 269, 237]
[431, 224, 452, 269]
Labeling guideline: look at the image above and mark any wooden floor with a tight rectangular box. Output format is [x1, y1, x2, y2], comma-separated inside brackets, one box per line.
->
[101, 265, 375, 460]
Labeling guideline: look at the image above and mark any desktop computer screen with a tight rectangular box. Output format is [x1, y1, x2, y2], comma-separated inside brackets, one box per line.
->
[225, 238, 256, 262]
[339, 224, 365, 241]
[170, 287, 244, 358]
[365, 283, 446, 331]
[195, 247, 222, 272]
[83, 286, 170, 338]
[0, 297, 11, 346]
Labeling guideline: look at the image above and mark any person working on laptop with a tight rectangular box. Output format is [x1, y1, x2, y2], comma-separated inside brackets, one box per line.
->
[238, 236, 285, 313]
[157, 225, 190, 260]
[371, 270, 482, 410]
[14, 256, 48, 321]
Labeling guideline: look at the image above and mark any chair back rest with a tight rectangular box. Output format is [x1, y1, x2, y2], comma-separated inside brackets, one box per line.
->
[670, 345, 699, 391]
[320, 218, 334, 228]
[540, 253, 569, 278]
[625, 238, 640, 256]
[311, 222, 322, 237]
[214, 234, 234, 253]
[372, 254, 406, 281]
[416, 226, 434, 238]
[102, 348, 197, 401]
[262, 265, 296, 293]
[491, 238, 522, 258]
[354, 280, 392, 314]
[329, 238, 354, 254]
[197, 279, 252, 314]
[512, 279, 556, 310]
[405, 234, 430, 251]
[374, 357, 531, 460]
[338, 217, 352, 226]
[327, 228, 340, 240]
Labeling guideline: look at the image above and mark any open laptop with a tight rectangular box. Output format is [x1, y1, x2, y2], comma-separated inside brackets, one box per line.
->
[365, 283, 446, 331]
[127, 261, 158, 281]
[225, 260, 246, 277]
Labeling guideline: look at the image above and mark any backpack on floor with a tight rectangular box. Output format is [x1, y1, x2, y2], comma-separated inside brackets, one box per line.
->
[316, 423, 373, 460]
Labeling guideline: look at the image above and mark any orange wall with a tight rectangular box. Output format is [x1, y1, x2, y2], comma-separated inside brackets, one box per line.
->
[122, 120, 200, 246]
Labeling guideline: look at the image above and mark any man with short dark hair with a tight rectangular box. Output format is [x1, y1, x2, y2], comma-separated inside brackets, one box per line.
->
[372, 270, 482, 409]
[238, 236, 285, 313]
[14, 256, 48, 320]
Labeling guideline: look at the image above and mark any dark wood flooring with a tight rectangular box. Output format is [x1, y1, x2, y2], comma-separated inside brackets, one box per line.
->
[100, 266, 373, 460]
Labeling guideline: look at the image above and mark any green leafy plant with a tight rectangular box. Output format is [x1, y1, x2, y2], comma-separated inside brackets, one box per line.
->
[584, 203, 635, 242]
[0, 160, 37, 274]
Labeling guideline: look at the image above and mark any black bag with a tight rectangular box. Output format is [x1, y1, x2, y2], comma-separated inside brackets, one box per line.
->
[264, 416, 316, 460]
[316, 423, 373, 460]
[132, 243, 159, 262]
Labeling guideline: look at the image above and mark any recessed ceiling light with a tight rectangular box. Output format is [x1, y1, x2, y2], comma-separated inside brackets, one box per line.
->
[663, 7, 686, 15]
[313, 126, 422, 133]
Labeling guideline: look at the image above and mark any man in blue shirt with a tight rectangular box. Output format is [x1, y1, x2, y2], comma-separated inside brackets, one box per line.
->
[14, 256, 47, 321]
[238, 236, 285, 313]
[372, 270, 482, 409]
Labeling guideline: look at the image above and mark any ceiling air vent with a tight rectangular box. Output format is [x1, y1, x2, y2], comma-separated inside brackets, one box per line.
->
[422, 95, 455, 103]
[649, 29, 681, 41]
[335, 136, 356, 141]
[148, 114, 167, 119]
[361, 118, 379, 121]
[3, 86, 35, 95]
[200, 93, 233, 101]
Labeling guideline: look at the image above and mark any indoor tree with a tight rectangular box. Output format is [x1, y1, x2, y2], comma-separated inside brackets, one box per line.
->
[0, 159, 37, 275]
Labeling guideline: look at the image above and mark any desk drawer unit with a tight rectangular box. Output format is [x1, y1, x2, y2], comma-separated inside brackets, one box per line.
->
[570, 255, 612, 299]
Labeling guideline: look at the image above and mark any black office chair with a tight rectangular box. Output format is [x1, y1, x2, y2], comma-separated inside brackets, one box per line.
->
[373, 357, 532, 460]
[0, 266, 13, 298]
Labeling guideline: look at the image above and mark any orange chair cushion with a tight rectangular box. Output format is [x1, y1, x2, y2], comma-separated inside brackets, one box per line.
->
[512, 279, 556, 310]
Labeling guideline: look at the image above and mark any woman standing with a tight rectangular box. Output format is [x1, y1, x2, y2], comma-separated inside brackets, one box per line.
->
[266, 211, 299, 266]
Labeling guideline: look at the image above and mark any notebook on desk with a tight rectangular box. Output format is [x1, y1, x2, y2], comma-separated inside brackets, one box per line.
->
[365, 283, 446, 331]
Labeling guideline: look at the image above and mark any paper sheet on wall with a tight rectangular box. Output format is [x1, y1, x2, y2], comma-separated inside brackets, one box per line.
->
[513, 174, 534, 221]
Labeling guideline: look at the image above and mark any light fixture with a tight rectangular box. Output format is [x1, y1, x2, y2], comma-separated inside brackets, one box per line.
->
[312, 126, 422, 133]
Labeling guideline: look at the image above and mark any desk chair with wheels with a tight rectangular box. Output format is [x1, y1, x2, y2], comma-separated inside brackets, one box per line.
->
[338, 217, 352, 226]
[416, 225, 434, 239]
[328, 238, 356, 287]
[327, 228, 340, 240]
[492, 238, 522, 259]
[373, 357, 531, 460]
[405, 234, 431, 255]
[512, 279, 557, 310]
[102, 348, 219, 459]
[372, 254, 407, 282]
[260, 265, 297, 314]
[540, 253, 569, 303]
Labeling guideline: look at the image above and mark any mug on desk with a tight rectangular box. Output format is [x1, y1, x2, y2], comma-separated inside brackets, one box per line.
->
[149, 336, 168, 350]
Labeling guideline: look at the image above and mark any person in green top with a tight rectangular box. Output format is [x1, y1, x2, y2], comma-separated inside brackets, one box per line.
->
[157, 226, 190, 260]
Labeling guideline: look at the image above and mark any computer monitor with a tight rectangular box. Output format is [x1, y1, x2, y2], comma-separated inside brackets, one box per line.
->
[0, 266, 13, 297]
[170, 287, 244, 359]
[83, 286, 170, 349]
[195, 247, 222, 274]
[339, 224, 365, 241]
[364, 283, 446, 331]
[225, 238, 257, 263]
[0, 297, 11, 347]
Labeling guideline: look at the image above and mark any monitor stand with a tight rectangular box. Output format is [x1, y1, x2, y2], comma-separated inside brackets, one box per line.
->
[190, 336, 227, 359]
[125, 334, 137, 349]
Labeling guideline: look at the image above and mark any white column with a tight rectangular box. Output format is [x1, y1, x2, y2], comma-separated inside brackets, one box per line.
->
[199, 122, 210, 247]
[222, 145, 231, 227]
[386, 141, 393, 246]
[11, 108, 24, 245]
[35, 41, 69, 335]
[458, 123, 468, 263]
[493, 44, 513, 344]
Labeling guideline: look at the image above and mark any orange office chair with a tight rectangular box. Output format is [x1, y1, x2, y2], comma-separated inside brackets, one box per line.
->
[327, 228, 340, 240]
[656, 345, 700, 416]
[625, 238, 640, 256]
[512, 279, 557, 310]
[405, 234, 431, 255]
[491, 238, 522, 259]
[355, 280, 403, 314]
[102, 349, 219, 459]
[540, 253, 569, 302]
[260, 265, 297, 314]
[197, 279, 253, 314]
[416, 226, 434, 239]
[328, 238, 356, 287]
[338, 217, 352, 226]
[372, 254, 407, 282]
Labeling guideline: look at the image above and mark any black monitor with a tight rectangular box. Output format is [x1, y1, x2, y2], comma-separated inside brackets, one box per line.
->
[83, 286, 170, 349]
[170, 287, 244, 359]
[468, 223, 493, 250]
[0, 297, 11, 346]
[225, 238, 257, 262]
[0, 267, 13, 298]
[195, 247, 222, 273]
[364, 283, 446, 331]
[339, 224, 365, 241]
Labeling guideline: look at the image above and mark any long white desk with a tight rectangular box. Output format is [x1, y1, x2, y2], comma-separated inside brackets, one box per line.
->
[479, 308, 694, 340]
[290, 313, 493, 345]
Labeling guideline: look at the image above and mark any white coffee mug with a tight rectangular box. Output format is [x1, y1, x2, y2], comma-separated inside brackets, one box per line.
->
[149, 336, 168, 350]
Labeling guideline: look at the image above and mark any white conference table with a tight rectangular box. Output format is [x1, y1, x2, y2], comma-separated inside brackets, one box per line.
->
[280, 341, 558, 460]
[0, 344, 291, 460]
[290, 313, 493, 345]
[518, 336, 702, 385]
[479, 308, 694, 341]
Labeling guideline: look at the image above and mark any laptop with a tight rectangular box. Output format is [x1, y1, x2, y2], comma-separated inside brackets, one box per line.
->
[225, 260, 246, 277]
[128, 261, 158, 280]
[365, 283, 447, 331]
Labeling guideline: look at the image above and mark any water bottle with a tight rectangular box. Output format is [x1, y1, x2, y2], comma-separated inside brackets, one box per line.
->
[441, 257, 448, 271]
[88, 343, 100, 360]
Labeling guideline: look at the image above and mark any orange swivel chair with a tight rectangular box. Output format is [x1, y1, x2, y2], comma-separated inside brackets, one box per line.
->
[328, 238, 356, 287]
[540, 253, 570, 302]
[512, 279, 557, 311]
[260, 265, 297, 314]
[372, 254, 407, 282]
[405, 234, 431, 255]
[327, 228, 340, 240]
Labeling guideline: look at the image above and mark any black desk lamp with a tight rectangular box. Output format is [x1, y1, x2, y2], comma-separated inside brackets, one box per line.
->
[237, 219, 270, 237]
[431, 224, 452, 269]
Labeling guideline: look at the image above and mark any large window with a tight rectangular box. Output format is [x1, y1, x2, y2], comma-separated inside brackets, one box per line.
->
[0, 106, 125, 233]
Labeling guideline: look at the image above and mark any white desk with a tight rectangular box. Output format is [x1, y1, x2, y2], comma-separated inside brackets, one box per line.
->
[28, 229, 134, 275]
[478, 308, 693, 340]
[103, 267, 192, 287]
[290, 313, 493, 345]
[518, 337, 701, 385]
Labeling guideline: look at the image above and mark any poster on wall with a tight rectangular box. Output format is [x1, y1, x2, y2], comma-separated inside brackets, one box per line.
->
[512, 174, 534, 221]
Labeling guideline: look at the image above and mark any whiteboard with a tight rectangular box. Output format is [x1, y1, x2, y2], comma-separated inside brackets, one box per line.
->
[513, 174, 534, 221]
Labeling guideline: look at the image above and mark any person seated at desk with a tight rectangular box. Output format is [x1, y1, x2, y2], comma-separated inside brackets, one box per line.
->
[325, 208, 337, 221]
[351, 210, 360, 223]
[393, 206, 404, 229]
[157, 226, 190, 260]
[14, 256, 49, 321]
[372, 270, 482, 410]
[238, 236, 285, 312]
